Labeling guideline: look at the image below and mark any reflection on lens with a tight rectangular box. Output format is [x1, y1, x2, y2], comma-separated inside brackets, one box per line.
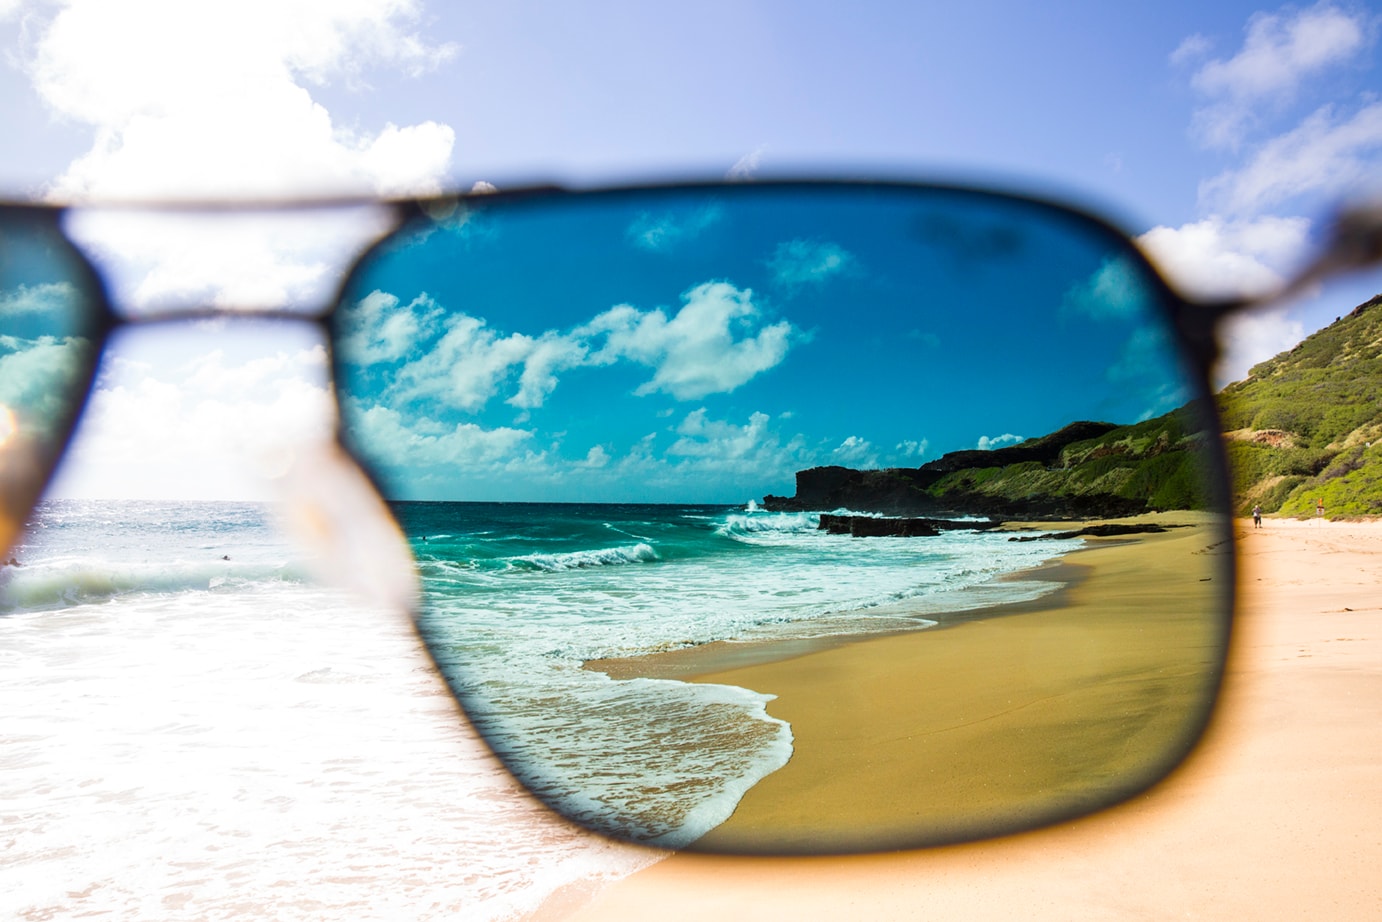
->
[0, 211, 104, 555]
[335, 184, 1231, 854]
[0, 404, 16, 448]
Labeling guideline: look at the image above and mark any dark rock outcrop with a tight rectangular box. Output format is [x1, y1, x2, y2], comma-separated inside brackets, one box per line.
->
[817, 513, 1003, 537]
[1007, 523, 1171, 541]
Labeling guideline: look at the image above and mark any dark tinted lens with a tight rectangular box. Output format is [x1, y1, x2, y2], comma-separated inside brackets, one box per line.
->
[333, 184, 1232, 853]
[0, 209, 104, 554]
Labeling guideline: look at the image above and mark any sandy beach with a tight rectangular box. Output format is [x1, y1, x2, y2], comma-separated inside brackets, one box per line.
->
[589, 514, 1230, 853]
[558, 517, 1382, 920]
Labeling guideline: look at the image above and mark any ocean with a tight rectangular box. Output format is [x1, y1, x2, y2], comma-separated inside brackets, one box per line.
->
[0, 499, 1075, 918]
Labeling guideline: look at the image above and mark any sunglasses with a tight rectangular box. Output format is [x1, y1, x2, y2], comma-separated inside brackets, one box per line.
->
[3, 180, 1377, 855]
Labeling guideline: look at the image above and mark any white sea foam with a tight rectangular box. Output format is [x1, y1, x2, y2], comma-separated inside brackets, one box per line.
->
[0, 503, 660, 921]
[514, 541, 659, 571]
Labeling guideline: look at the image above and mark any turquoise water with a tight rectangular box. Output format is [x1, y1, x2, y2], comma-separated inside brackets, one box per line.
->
[392, 501, 1073, 847]
[1, 499, 1074, 852]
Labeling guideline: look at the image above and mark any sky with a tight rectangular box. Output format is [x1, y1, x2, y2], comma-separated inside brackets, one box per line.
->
[0, 0, 1379, 500]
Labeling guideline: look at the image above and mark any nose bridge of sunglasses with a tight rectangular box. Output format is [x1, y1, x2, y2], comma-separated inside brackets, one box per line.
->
[60, 203, 402, 319]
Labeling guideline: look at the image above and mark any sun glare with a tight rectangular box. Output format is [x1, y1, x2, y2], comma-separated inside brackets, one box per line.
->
[0, 405, 18, 449]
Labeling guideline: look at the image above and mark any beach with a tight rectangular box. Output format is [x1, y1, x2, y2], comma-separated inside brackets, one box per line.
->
[556, 517, 1382, 920]
[588, 515, 1229, 854]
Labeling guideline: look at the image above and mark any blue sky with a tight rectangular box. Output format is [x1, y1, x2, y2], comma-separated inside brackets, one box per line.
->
[334, 184, 1186, 501]
[0, 0, 1378, 499]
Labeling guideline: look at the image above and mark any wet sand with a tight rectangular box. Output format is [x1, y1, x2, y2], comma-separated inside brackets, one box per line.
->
[589, 515, 1227, 853]
[558, 518, 1382, 919]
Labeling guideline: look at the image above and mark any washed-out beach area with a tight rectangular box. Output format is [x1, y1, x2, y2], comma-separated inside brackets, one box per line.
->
[555, 517, 1382, 920]
[587, 513, 1226, 854]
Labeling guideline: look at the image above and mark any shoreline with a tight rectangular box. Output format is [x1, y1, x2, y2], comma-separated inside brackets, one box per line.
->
[586, 512, 1228, 854]
[555, 518, 1382, 921]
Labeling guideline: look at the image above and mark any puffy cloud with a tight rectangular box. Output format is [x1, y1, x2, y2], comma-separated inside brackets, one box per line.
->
[21, 0, 457, 200]
[767, 239, 855, 289]
[339, 290, 445, 366]
[896, 439, 928, 459]
[977, 433, 1023, 450]
[509, 334, 590, 411]
[393, 313, 537, 412]
[668, 408, 771, 460]
[1183, 3, 1374, 150]
[350, 403, 533, 469]
[830, 435, 877, 468]
[1198, 102, 1382, 214]
[585, 281, 794, 400]
[1136, 215, 1311, 299]
[352, 279, 795, 419]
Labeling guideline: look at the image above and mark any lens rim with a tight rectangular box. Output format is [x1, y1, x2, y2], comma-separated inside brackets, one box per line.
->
[327, 178, 1238, 854]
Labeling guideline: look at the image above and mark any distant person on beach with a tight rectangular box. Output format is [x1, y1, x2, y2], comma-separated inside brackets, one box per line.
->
[1252, 505, 1262, 528]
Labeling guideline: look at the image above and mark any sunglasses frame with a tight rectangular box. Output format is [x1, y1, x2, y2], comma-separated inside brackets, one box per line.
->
[6, 177, 1264, 851]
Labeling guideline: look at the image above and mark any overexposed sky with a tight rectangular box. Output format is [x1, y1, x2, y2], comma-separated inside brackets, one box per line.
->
[0, 0, 1379, 498]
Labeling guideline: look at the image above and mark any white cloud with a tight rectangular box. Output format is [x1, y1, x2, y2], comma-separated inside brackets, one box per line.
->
[393, 313, 537, 412]
[896, 439, 928, 459]
[1217, 308, 1306, 385]
[49, 333, 338, 499]
[767, 239, 855, 289]
[339, 290, 444, 365]
[22, 0, 457, 200]
[668, 408, 771, 460]
[1136, 215, 1311, 299]
[1193, 4, 1368, 99]
[1198, 102, 1382, 214]
[509, 334, 590, 411]
[1185, 3, 1373, 150]
[977, 433, 1023, 450]
[350, 403, 533, 469]
[584, 281, 794, 400]
[1061, 256, 1152, 320]
[1170, 33, 1213, 67]
[1071, 217, 1310, 393]
[727, 145, 767, 180]
[830, 435, 878, 468]
[0, 282, 78, 316]
[625, 206, 723, 251]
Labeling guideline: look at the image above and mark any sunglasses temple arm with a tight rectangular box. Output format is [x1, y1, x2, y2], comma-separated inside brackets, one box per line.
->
[1278, 202, 1382, 302]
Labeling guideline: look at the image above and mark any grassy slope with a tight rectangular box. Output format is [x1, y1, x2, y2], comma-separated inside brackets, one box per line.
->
[909, 293, 1382, 518]
[923, 407, 1214, 513]
[1218, 294, 1382, 516]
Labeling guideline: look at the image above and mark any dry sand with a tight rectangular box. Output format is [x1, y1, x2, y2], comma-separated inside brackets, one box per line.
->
[557, 518, 1382, 920]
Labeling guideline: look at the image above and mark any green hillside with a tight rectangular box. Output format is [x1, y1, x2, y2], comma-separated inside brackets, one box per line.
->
[922, 408, 1214, 515]
[766, 293, 1382, 520]
[1219, 293, 1382, 517]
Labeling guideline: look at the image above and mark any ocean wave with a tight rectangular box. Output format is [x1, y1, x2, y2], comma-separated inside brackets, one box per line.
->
[0, 559, 302, 613]
[716, 512, 821, 540]
[511, 543, 659, 572]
